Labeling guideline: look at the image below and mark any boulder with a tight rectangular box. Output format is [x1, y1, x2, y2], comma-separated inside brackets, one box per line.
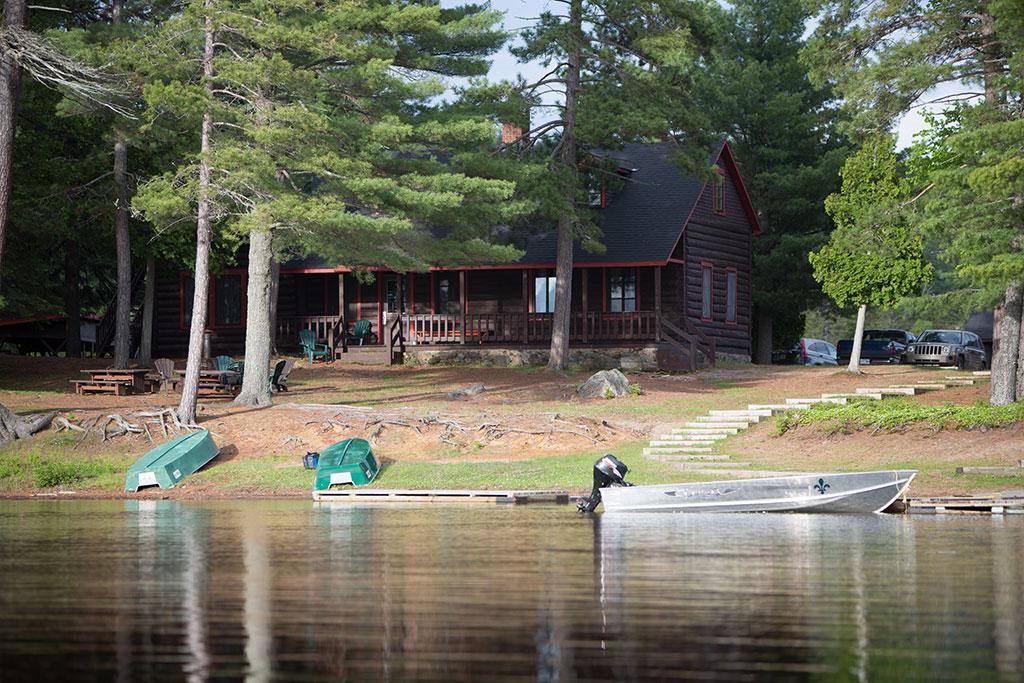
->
[447, 383, 486, 399]
[577, 369, 631, 398]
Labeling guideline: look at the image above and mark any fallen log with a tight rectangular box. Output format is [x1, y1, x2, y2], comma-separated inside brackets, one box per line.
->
[0, 403, 55, 447]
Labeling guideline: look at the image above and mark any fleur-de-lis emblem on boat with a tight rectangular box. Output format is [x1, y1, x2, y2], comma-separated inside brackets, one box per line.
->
[814, 478, 830, 495]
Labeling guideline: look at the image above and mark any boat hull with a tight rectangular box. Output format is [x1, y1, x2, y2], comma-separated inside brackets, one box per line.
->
[599, 470, 916, 514]
[125, 429, 219, 492]
[314, 438, 380, 492]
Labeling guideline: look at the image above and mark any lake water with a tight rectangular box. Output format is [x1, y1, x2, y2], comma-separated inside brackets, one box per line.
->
[0, 501, 1022, 681]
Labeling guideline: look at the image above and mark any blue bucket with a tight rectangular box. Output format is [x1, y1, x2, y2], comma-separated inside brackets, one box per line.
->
[302, 452, 320, 470]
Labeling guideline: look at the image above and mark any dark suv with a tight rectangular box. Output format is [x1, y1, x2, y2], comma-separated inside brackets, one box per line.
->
[904, 330, 987, 370]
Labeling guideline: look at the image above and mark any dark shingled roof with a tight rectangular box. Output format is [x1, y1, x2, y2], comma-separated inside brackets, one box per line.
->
[518, 142, 708, 265]
[280, 141, 758, 272]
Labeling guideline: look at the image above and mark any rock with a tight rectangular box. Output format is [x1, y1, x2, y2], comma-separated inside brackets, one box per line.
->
[577, 369, 631, 398]
[448, 383, 486, 399]
[618, 356, 643, 371]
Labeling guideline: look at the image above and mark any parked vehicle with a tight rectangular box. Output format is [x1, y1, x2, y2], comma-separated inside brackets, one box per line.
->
[787, 338, 837, 366]
[836, 329, 916, 365]
[904, 330, 988, 370]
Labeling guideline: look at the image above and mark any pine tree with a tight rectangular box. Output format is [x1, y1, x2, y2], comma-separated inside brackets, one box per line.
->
[805, 0, 1021, 398]
[513, 0, 716, 371]
[135, 0, 526, 416]
[699, 0, 849, 362]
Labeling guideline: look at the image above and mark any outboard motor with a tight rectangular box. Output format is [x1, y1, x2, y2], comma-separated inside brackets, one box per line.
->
[577, 454, 632, 512]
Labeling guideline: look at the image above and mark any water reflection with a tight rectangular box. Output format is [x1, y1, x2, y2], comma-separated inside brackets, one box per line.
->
[0, 501, 1021, 681]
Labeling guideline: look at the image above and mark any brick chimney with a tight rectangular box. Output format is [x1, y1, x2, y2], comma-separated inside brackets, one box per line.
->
[500, 122, 523, 144]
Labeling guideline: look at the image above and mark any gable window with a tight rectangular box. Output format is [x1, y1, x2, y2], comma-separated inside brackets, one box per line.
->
[214, 274, 243, 326]
[726, 268, 737, 323]
[534, 270, 557, 313]
[712, 170, 725, 214]
[608, 268, 636, 313]
[701, 262, 713, 321]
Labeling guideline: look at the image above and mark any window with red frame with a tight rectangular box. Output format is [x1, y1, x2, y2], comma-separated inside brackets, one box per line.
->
[712, 171, 725, 214]
[608, 267, 636, 312]
[701, 263, 713, 320]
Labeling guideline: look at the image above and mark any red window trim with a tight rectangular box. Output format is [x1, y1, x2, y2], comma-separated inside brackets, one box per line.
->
[700, 261, 714, 322]
[725, 267, 738, 325]
[179, 270, 247, 331]
[713, 169, 726, 215]
[605, 266, 638, 313]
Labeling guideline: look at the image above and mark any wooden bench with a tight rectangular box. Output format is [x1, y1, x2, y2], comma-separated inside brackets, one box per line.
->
[70, 379, 133, 396]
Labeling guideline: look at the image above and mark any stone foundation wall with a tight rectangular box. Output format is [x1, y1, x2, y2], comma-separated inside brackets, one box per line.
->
[404, 345, 660, 371]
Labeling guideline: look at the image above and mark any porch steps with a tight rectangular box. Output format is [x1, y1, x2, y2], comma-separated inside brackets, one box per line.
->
[639, 372, 980, 481]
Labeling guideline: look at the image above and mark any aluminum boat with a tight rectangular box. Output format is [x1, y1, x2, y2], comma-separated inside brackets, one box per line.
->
[599, 470, 916, 513]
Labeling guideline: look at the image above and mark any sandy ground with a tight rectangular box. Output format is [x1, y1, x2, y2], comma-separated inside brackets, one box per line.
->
[1, 355, 1018, 498]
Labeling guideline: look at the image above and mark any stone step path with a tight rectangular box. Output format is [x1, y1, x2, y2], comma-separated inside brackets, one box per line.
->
[642, 373, 988, 479]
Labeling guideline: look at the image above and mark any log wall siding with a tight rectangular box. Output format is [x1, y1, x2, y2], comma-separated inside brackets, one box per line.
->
[683, 165, 753, 358]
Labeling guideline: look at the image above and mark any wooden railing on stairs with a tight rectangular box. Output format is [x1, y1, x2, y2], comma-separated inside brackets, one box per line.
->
[384, 314, 404, 366]
[661, 318, 715, 371]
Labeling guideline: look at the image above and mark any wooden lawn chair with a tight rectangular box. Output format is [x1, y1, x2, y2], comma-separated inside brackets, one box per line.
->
[269, 359, 294, 392]
[153, 358, 178, 392]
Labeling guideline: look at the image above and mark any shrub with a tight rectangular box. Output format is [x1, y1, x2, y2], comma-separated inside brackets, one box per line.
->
[628, 383, 643, 396]
[0, 456, 23, 480]
[775, 399, 1024, 436]
[32, 460, 119, 488]
[603, 387, 615, 400]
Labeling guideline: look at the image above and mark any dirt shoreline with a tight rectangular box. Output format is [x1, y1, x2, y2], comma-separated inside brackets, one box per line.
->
[2, 357, 1021, 499]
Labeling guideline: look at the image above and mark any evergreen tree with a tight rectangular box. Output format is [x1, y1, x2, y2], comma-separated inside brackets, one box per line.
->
[513, 0, 716, 370]
[805, 0, 1021, 399]
[135, 0, 526, 416]
[699, 0, 848, 361]
[809, 135, 932, 373]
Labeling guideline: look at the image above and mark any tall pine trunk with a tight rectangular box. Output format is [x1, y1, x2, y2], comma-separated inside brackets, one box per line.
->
[177, 3, 215, 426]
[113, 134, 132, 367]
[268, 256, 279, 356]
[546, 0, 581, 372]
[991, 282, 1022, 405]
[847, 303, 866, 374]
[0, 0, 26, 284]
[138, 254, 155, 366]
[64, 237, 81, 357]
[234, 229, 273, 407]
[111, 0, 132, 368]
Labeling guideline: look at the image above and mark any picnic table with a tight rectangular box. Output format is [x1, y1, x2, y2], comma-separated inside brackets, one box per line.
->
[72, 368, 153, 396]
[176, 369, 241, 397]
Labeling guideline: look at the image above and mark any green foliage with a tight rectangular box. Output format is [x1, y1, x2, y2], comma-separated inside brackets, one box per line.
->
[0, 456, 23, 480]
[603, 387, 615, 400]
[776, 399, 1024, 436]
[809, 136, 932, 309]
[32, 459, 119, 488]
[700, 0, 850, 350]
[628, 383, 643, 396]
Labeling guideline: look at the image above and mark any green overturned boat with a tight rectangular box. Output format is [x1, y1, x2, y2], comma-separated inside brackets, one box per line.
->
[125, 429, 219, 492]
[313, 438, 379, 491]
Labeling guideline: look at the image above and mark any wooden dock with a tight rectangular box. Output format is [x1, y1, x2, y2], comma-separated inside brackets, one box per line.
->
[907, 496, 1024, 515]
[313, 488, 571, 504]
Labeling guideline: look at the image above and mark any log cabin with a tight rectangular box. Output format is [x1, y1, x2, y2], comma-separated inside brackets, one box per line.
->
[150, 141, 761, 369]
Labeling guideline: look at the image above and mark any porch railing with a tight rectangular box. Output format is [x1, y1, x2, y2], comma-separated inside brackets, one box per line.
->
[406, 311, 657, 344]
[276, 315, 347, 356]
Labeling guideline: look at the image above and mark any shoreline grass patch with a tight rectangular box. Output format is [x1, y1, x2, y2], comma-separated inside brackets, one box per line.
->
[775, 399, 1024, 436]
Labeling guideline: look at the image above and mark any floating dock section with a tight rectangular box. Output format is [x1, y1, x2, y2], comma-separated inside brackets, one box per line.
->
[313, 488, 571, 504]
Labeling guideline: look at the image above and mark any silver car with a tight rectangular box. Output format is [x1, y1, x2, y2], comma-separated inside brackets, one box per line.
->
[904, 329, 987, 370]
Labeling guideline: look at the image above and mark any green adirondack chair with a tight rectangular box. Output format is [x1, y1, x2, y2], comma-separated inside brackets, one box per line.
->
[213, 355, 235, 371]
[299, 329, 331, 363]
[345, 319, 375, 346]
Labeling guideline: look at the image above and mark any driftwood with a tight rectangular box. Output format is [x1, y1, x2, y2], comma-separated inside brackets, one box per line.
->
[0, 404, 56, 447]
[49, 407, 198, 444]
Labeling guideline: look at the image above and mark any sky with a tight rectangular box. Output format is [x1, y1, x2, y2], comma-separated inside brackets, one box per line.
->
[443, 0, 938, 149]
